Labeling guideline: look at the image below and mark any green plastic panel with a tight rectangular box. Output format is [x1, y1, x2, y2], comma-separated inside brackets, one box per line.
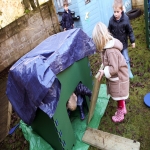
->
[21, 84, 110, 150]
[30, 109, 63, 150]
[31, 57, 93, 150]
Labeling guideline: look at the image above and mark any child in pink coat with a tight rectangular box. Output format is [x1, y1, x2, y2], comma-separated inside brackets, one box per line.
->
[92, 22, 129, 123]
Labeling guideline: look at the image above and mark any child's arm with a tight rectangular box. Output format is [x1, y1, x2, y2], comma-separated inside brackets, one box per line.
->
[103, 52, 119, 79]
[126, 19, 135, 47]
[98, 53, 119, 80]
[71, 16, 74, 28]
[61, 13, 66, 30]
[108, 20, 112, 33]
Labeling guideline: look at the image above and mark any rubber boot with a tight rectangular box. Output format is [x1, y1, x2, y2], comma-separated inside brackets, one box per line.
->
[115, 100, 127, 115]
[127, 62, 133, 79]
[112, 108, 124, 123]
[123, 100, 127, 115]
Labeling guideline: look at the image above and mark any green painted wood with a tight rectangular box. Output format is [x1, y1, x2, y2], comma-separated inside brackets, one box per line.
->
[20, 84, 110, 150]
[31, 57, 93, 150]
[144, 0, 150, 49]
[54, 57, 93, 149]
[31, 109, 63, 150]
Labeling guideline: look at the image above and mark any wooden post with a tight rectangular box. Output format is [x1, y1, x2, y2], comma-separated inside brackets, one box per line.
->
[47, 0, 61, 33]
[87, 64, 103, 124]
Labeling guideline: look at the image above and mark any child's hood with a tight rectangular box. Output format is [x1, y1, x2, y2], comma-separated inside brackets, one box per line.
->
[104, 37, 123, 51]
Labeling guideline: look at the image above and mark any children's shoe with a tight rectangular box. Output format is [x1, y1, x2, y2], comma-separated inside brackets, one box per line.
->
[123, 101, 127, 114]
[115, 101, 127, 115]
[112, 109, 124, 123]
[115, 106, 127, 115]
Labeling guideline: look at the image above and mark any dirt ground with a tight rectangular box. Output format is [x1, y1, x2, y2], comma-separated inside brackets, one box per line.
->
[0, 67, 29, 150]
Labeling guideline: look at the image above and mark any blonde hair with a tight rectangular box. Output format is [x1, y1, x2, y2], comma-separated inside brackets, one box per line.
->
[113, 0, 123, 10]
[92, 22, 112, 51]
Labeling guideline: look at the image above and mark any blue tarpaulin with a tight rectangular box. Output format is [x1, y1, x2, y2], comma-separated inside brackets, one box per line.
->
[6, 28, 96, 125]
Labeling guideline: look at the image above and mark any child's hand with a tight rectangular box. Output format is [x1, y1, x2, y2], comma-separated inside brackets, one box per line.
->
[98, 70, 104, 81]
[132, 43, 135, 48]
[64, 28, 66, 31]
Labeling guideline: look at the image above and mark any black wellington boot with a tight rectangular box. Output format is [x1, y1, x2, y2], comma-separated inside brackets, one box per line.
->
[78, 105, 85, 120]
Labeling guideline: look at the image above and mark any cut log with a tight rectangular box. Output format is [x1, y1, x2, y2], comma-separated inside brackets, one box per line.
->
[82, 128, 140, 150]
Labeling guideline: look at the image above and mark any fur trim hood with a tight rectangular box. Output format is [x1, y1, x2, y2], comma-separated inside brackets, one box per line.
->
[104, 37, 123, 51]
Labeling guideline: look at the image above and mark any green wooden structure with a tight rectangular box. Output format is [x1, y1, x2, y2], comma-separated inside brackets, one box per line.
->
[144, 0, 150, 49]
[31, 57, 93, 150]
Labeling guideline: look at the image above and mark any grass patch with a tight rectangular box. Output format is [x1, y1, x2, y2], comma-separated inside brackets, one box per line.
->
[89, 14, 150, 150]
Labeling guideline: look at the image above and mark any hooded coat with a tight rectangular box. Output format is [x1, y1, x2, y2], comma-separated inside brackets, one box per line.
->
[61, 9, 74, 30]
[108, 11, 135, 50]
[102, 38, 129, 100]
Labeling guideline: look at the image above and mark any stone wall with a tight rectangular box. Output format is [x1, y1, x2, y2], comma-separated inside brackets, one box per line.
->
[0, 0, 50, 28]
[0, 0, 24, 28]
[0, 1, 60, 72]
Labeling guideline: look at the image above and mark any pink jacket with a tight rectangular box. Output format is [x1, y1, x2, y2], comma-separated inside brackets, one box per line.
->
[101, 38, 129, 100]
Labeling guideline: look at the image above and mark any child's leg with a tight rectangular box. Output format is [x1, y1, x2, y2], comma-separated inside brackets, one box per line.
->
[117, 100, 127, 114]
[78, 105, 85, 120]
[77, 95, 85, 120]
[112, 100, 127, 123]
[121, 48, 133, 78]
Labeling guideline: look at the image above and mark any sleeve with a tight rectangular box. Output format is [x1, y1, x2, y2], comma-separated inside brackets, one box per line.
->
[72, 18, 74, 25]
[108, 18, 113, 34]
[70, 12, 74, 25]
[108, 20, 111, 33]
[61, 13, 66, 29]
[103, 52, 119, 79]
[126, 18, 135, 43]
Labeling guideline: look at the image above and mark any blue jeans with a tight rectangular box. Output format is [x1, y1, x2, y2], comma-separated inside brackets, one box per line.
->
[122, 48, 133, 78]
[121, 48, 130, 63]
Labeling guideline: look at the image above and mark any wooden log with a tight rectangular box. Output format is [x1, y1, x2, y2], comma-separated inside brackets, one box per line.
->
[82, 128, 140, 150]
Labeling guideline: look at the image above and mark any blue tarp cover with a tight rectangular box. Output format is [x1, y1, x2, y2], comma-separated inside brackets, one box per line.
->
[6, 28, 96, 125]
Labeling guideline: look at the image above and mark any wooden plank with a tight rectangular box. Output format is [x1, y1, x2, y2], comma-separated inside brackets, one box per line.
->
[82, 128, 140, 150]
[87, 65, 103, 124]
[87, 72, 101, 124]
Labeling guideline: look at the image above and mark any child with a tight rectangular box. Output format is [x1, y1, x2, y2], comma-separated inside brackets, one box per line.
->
[61, 0, 74, 31]
[67, 82, 92, 120]
[92, 22, 129, 123]
[108, 1, 135, 78]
